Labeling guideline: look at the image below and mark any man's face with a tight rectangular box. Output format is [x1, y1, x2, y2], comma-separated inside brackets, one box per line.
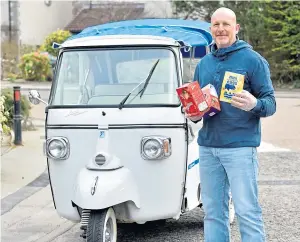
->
[210, 11, 240, 49]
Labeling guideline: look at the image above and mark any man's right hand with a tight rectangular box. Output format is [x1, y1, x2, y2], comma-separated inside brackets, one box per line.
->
[182, 107, 202, 122]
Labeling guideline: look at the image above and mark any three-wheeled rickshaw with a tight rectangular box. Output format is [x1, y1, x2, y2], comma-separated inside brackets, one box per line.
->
[29, 19, 235, 242]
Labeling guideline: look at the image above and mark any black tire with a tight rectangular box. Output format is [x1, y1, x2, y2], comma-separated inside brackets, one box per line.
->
[86, 208, 117, 242]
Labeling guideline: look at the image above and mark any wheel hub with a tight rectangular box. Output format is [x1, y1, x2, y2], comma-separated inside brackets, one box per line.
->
[105, 217, 114, 242]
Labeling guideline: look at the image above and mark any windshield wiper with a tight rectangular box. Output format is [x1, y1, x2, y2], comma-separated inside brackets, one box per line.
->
[139, 59, 160, 98]
[118, 79, 146, 109]
[119, 59, 160, 109]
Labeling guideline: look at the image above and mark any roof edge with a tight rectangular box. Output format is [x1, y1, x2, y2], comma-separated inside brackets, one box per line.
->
[61, 35, 180, 48]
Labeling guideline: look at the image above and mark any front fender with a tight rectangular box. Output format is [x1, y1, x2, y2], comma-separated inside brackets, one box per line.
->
[72, 167, 140, 210]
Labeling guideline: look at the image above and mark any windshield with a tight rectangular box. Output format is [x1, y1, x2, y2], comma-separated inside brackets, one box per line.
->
[50, 48, 180, 107]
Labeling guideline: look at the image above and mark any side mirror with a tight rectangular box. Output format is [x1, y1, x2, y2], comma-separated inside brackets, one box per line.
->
[28, 90, 48, 105]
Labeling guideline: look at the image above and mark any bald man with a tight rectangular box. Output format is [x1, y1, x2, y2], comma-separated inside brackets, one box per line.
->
[189, 7, 276, 242]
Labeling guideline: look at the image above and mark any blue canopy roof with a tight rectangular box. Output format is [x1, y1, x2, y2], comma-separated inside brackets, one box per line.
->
[68, 18, 213, 48]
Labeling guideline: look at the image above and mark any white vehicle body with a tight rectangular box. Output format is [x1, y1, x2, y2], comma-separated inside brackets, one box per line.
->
[46, 35, 201, 223]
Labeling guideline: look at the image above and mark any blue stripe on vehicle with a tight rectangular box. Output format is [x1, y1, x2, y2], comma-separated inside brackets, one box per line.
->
[188, 159, 199, 170]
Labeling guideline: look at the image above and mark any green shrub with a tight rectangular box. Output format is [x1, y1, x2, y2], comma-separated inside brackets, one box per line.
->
[40, 29, 71, 56]
[0, 95, 10, 134]
[1, 88, 31, 128]
[6, 72, 19, 81]
[18, 52, 51, 81]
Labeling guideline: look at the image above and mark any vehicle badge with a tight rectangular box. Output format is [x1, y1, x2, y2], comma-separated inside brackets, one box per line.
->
[99, 131, 105, 138]
[91, 176, 99, 196]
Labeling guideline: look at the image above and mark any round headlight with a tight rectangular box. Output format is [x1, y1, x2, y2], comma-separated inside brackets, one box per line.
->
[143, 139, 163, 160]
[141, 136, 172, 160]
[46, 137, 69, 160]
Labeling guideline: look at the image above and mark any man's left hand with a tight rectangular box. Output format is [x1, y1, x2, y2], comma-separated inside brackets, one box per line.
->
[231, 90, 257, 111]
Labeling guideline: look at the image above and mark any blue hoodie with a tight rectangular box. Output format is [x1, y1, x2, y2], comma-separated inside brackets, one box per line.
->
[193, 40, 276, 148]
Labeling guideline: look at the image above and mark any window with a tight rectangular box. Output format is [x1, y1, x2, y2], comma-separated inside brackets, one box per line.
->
[51, 48, 180, 107]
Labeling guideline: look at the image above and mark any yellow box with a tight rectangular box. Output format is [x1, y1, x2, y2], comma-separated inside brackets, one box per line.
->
[220, 71, 245, 103]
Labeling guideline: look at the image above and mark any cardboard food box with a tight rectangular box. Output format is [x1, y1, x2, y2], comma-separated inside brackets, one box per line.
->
[201, 84, 221, 118]
[220, 71, 245, 103]
[176, 81, 209, 118]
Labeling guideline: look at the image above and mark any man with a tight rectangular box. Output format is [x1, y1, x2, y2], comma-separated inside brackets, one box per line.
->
[187, 7, 276, 242]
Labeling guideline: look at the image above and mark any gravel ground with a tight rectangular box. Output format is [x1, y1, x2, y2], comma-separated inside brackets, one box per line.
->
[50, 152, 300, 242]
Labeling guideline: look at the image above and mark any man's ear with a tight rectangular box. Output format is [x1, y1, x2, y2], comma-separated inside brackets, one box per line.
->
[236, 24, 240, 34]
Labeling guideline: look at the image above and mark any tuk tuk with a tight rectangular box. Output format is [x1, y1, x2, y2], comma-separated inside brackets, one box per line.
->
[29, 19, 235, 242]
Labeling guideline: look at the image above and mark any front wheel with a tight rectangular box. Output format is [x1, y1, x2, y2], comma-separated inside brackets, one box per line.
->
[86, 207, 117, 242]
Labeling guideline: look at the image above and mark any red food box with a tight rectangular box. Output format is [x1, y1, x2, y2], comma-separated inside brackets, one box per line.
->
[176, 81, 209, 118]
[201, 84, 221, 118]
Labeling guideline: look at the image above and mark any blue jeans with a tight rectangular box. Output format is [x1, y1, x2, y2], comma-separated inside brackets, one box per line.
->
[199, 146, 266, 242]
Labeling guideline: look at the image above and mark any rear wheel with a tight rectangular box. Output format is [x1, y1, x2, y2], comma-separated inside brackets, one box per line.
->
[86, 208, 117, 242]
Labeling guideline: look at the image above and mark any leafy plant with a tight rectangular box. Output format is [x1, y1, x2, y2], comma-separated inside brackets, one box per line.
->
[262, 0, 300, 84]
[0, 95, 11, 134]
[18, 52, 51, 81]
[1, 88, 31, 128]
[6, 72, 18, 81]
[40, 29, 72, 56]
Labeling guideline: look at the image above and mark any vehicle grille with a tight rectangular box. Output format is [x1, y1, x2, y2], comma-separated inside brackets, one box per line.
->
[95, 154, 106, 166]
